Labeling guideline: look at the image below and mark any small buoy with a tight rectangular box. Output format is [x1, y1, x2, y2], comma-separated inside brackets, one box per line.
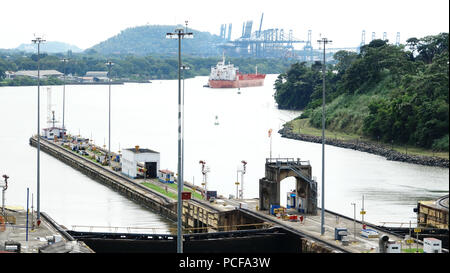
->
[214, 115, 219, 125]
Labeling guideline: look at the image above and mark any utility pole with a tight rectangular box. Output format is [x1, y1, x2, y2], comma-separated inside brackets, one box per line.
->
[32, 36, 45, 225]
[181, 64, 190, 184]
[268, 129, 273, 159]
[317, 37, 332, 236]
[106, 61, 114, 166]
[240, 160, 247, 199]
[235, 170, 240, 199]
[1, 175, 9, 214]
[166, 25, 193, 254]
[61, 58, 68, 139]
[351, 202, 356, 240]
[361, 194, 366, 228]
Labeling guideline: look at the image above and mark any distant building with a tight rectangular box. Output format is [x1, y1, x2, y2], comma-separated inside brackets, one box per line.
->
[80, 76, 95, 83]
[4, 71, 14, 79]
[85, 71, 109, 82]
[121, 146, 160, 179]
[13, 70, 63, 79]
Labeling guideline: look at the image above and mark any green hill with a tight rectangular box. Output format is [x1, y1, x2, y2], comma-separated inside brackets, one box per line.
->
[275, 33, 449, 151]
[88, 25, 226, 56]
[15, 41, 83, 53]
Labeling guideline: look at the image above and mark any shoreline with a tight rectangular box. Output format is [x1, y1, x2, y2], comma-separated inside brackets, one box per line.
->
[278, 126, 449, 169]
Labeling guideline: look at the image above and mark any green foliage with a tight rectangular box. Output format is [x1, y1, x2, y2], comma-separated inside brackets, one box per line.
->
[274, 33, 449, 151]
[0, 52, 295, 82]
[0, 76, 63, 86]
[89, 25, 226, 56]
[274, 62, 335, 110]
[432, 135, 449, 151]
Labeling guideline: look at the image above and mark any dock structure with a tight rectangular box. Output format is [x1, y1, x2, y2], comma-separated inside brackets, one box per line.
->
[28, 136, 265, 234]
[0, 208, 92, 253]
[27, 136, 445, 253]
[417, 195, 449, 229]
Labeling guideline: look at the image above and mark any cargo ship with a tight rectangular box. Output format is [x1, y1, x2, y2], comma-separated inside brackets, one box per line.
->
[208, 56, 265, 88]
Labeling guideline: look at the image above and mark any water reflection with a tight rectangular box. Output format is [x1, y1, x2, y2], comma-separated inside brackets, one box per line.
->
[0, 75, 448, 229]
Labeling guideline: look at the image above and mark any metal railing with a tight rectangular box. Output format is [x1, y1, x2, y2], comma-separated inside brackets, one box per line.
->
[70, 222, 272, 234]
[266, 157, 310, 166]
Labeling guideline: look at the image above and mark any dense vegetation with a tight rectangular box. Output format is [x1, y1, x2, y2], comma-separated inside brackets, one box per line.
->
[0, 52, 295, 84]
[0, 24, 297, 83]
[89, 25, 226, 56]
[274, 33, 449, 151]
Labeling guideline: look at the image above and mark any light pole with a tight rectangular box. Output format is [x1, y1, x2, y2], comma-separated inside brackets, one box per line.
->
[181, 64, 190, 181]
[351, 202, 356, 240]
[61, 58, 68, 139]
[166, 25, 193, 254]
[1, 174, 9, 214]
[235, 170, 240, 199]
[240, 160, 247, 199]
[268, 129, 273, 159]
[32, 36, 45, 225]
[199, 160, 209, 198]
[317, 37, 332, 236]
[106, 61, 114, 166]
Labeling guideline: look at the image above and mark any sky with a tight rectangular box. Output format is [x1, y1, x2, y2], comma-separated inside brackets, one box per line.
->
[0, 0, 448, 50]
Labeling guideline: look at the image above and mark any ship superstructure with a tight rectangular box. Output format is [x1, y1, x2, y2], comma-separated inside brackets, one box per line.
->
[208, 56, 265, 88]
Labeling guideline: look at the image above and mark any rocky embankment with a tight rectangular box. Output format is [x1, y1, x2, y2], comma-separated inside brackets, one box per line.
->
[278, 126, 449, 168]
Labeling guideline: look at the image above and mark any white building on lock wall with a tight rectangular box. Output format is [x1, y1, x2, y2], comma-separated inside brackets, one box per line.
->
[121, 146, 160, 179]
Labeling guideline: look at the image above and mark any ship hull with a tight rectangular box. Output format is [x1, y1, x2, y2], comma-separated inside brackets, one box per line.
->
[208, 74, 266, 88]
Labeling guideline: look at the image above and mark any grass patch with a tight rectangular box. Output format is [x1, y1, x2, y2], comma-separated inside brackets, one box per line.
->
[142, 182, 178, 200]
[402, 248, 424, 253]
[287, 118, 449, 159]
[288, 118, 362, 141]
[165, 182, 203, 200]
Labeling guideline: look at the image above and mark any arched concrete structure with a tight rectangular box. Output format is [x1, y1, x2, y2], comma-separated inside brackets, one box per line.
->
[259, 158, 317, 215]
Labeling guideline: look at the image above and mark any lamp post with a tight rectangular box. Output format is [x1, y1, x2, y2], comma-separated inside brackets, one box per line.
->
[240, 160, 247, 199]
[106, 61, 114, 166]
[32, 36, 45, 224]
[351, 202, 356, 240]
[1, 174, 9, 214]
[61, 58, 68, 140]
[181, 64, 190, 179]
[235, 170, 240, 199]
[166, 25, 193, 254]
[317, 37, 332, 236]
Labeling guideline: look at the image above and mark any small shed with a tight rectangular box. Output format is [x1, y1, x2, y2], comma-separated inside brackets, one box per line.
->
[121, 145, 160, 179]
[42, 127, 67, 139]
[158, 169, 175, 183]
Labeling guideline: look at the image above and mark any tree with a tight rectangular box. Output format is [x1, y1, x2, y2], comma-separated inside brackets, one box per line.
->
[333, 50, 358, 75]
[416, 33, 449, 64]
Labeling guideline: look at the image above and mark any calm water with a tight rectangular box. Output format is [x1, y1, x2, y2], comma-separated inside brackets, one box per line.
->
[0, 74, 448, 231]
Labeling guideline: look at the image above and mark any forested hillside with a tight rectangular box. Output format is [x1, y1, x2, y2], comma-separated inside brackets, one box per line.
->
[88, 25, 226, 56]
[0, 52, 295, 83]
[274, 33, 449, 151]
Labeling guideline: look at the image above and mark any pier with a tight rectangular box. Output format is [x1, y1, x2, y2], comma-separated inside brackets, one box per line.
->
[0, 208, 92, 253]
[29, 136, 265, 233]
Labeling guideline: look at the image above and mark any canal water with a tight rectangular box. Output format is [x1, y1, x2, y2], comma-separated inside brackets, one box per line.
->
[0, 74, 448, 232]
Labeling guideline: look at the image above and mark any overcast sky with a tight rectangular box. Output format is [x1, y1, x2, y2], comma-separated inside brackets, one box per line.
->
[1, 0, 448, 50]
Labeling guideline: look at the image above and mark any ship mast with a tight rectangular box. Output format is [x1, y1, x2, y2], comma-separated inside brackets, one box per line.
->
[222, 52, 225, 65]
